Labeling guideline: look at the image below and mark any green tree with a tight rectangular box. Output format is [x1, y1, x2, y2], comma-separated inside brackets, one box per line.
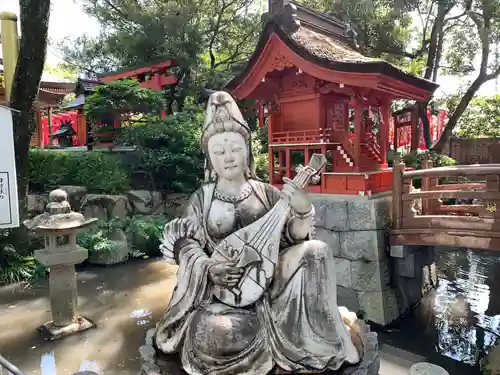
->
[302, 0, 500, 153]
[0, 0, 51, 284]
[10, 0, 51, 206]
[455, 95, 500, 138]
[59, 0, 264, 112]
[301, 0, 419, 64]
[84, 79, 166, 122]
[430, 0, 500, 152]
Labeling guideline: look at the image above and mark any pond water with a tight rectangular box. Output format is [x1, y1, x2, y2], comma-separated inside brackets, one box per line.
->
[379, 247, 500, 374]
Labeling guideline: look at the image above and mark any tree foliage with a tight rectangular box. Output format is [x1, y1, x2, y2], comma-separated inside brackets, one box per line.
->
[455, 95, 500, 138]
[304, 0, 500, 151]
[84, 79, 166, 121]
[1, 0, 51, 284]
[59, 0, 264, 111]
[404, 0, 500, 151]
[301, 0, 418, 64]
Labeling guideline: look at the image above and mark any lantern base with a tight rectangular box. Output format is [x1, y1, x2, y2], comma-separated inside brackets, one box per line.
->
[38, 315, 95, 341]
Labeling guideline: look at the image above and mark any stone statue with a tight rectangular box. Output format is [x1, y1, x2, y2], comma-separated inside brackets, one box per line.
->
[153, 91, 367, 375]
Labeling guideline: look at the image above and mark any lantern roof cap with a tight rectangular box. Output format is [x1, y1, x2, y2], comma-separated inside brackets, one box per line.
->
[23, 189, 97, 232]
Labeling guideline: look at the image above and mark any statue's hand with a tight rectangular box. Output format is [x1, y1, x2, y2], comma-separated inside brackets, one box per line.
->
[208, 262, 244, 288]
[166, 218, 201, 239]
[281, 177, 312, 215]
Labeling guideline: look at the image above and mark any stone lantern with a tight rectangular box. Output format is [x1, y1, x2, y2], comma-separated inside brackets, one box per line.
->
[24, 189, 97, 340]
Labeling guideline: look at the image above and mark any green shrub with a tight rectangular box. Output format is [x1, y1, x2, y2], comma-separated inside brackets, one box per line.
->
[28, 150, 130, 193]
[0, 229, 46, 285]
[254, 153, 269, 182]
[77, 215, 168, 259]
[126, 215, 166, 256]
[115, 112, 204, 192]
[76, 217, 129, 255]
[389, 150, 457, 189]
[84, 79, 165, 121]
[402, 150, 456, 170]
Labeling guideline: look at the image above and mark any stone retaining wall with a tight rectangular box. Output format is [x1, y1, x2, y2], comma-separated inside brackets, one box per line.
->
[311, 193, 400, 326]
[311, 193, 438, 326]
[28, 187, 189, 220]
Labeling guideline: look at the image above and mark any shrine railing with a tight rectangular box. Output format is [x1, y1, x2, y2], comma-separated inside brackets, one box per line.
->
[391, 160, 500, 250]
[363, 132, 381, 161]
[0, 354, 24, 375]
[271, 128, 334, 144]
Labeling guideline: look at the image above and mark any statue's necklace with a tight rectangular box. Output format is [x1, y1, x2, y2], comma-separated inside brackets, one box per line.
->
[214, 184, 252, 204]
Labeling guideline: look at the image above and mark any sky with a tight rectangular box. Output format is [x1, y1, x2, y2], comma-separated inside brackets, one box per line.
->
[0, 0, 497, 97]
[0, 0, 100, 66]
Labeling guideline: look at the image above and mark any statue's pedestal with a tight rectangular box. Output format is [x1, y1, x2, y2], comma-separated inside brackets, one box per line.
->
[139, 310, 379, 375]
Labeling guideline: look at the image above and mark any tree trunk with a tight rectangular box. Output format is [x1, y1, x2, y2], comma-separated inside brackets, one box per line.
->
[418, 2, 447, 149]
[432, 76, 485, 153]
[9, 0, 51, 213]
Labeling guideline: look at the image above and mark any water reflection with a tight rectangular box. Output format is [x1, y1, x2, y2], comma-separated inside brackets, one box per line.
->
[78, 360, 102, 374]
[40, 351, 56, 375]
[130, 308, 152, 326]
[386, 248, 500, 371]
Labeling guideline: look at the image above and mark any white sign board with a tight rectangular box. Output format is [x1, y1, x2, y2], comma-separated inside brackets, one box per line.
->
[0, 106, 19, 228]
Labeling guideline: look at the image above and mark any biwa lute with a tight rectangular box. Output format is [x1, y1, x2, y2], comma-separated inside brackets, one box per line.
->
[211, 153, 327, 307]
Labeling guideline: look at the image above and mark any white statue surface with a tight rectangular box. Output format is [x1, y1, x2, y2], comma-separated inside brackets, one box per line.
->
[153, 91, 368, 375]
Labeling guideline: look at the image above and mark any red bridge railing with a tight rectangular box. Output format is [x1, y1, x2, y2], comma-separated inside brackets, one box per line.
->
[391, 159, 500, 251]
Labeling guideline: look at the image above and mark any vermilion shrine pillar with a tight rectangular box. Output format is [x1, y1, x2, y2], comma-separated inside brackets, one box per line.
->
[380, 102, 391, 168]
[352, 97, 363, 171]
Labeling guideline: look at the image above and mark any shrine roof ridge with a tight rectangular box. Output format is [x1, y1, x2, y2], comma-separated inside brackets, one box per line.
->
[74, 78, 104, 95]
[97, 56, 177, 79]
[287, 1, 351, 44]
[225, 14, 439, 95]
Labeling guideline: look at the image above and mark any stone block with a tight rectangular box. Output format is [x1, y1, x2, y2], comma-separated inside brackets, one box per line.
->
[390, 244, 424, 259]
[34, 246, 88, 267]
[324, 200, 349, 231]
[337, 286, 360, 313]
[128, 190, 166, 215]
[390, 245, 406, 258]
[358, 289, 400, 326]
[314, 228, 341, 256]
[165, 193, 190, 217]
[340, 230, 387, 261]
[27, 193, 48, 214]
[351, 260, 390, 292]
[312, 199, 327, 228]
[80, 194, 131, 219]
[347, 196, 392, 231]
[59, 185, 88, 211]
[396, 253, 416, 278]
[335, 257, 352, 289]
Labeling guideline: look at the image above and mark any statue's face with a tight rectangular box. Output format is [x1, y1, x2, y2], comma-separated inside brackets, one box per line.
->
[208, 131, 248, 181]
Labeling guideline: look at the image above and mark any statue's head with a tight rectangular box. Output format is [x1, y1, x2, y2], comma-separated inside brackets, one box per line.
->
[201, 91, 258, 182]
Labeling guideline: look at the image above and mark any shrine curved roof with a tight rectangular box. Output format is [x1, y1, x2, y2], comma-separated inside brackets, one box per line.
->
[226, 20, 439, 96]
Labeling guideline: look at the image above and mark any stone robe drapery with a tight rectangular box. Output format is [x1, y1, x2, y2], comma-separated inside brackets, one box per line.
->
[155, 180, 360, 375]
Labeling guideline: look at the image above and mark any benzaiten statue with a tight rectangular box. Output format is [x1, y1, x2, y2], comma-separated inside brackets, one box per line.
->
[154, 91, 364, 375]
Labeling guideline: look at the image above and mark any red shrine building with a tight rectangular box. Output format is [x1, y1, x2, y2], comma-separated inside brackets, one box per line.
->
[225, 0, 438, 195]
[60, 58, 178, 148]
